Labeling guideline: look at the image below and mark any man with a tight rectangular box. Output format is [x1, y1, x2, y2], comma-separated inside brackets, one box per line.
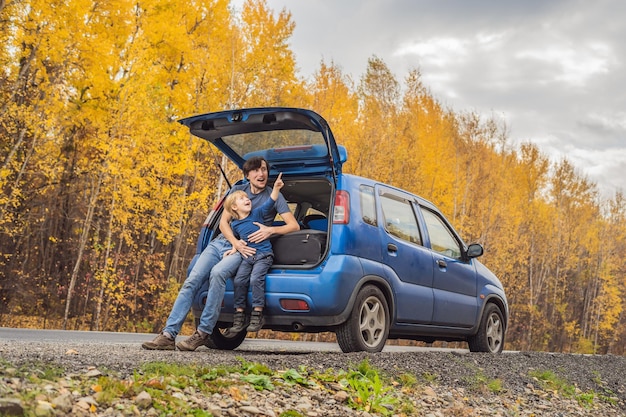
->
[142, 156, 299, 351]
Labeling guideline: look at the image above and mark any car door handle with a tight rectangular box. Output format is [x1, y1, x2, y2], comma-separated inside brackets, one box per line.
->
[387, 243, 398, 252]
[437, 259, 447, 268]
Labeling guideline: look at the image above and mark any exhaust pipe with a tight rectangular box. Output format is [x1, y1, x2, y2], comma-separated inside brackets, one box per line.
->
[292, 322, 304, 331]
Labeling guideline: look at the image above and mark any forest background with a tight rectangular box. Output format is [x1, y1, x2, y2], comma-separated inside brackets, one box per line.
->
[1, 0, 625, 354]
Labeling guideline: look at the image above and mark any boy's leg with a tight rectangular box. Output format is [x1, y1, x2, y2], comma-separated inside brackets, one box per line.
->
[233, 258, 253, 310]
[229, 259, 253, 332]
[250, 254, 273, 309]
[247, 254, 273, 332]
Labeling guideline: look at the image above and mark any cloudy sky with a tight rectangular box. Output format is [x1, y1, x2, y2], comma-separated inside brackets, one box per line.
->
[236, 0, 625, 199]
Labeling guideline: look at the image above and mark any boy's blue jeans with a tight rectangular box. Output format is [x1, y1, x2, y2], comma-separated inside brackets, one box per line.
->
[162, 235, 242, 338]
[233, 252, 273, 309]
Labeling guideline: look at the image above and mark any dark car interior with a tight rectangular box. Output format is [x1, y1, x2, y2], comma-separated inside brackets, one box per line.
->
[269, 177, 331, 266]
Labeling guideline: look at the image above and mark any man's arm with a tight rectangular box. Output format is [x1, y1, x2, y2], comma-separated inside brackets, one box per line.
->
[248, 211, 299, 243]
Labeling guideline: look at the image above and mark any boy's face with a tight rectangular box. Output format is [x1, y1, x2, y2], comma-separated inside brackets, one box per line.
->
[232, 194, 252, 216]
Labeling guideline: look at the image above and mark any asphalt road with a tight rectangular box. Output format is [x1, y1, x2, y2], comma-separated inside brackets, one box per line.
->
[0, 327, 466, 353]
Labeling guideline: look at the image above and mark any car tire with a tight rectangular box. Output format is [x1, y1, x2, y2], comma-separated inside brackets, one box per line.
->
[468, 303, 505, 353]
[336, 285, 390, 353]
[206, 327, 247, 350]
[194, 318, 246, 350]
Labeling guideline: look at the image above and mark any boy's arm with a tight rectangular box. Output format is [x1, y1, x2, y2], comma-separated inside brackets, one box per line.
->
[249, 173, 299, 242]
[270, 172, 283, 201]
[220, 208, 256, 258]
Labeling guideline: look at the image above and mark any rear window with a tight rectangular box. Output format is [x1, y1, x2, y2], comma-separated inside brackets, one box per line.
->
[359, 185, 377, 226]
[380, 194, 422, 245]
[223, 130, 326, 159]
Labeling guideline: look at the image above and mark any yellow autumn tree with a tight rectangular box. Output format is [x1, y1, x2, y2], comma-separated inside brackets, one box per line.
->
[308, 60, 359, 158]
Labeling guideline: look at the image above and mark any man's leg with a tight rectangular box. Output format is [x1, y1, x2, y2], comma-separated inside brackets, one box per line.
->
[161, 240, 224, 339]
[142, 238, 225, 351]
[176, 240, 242, 351]
[197, 251, 242, 335]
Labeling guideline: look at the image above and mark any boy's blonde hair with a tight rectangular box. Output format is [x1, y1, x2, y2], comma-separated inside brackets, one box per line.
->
[223, 190, 248, 220]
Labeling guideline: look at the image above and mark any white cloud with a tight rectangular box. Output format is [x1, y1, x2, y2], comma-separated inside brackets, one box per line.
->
[259, 0, 626, 198]
[394, 37, 469, 66]
[515, 42, 612, 86]
[582, 111, 626, 135]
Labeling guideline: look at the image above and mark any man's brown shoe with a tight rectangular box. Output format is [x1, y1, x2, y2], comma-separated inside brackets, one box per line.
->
[142, 333, 175, 350]
[176, 330, 208, 351]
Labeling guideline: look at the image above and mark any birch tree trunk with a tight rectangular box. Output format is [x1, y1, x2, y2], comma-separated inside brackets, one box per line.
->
[62, 173, 102, 329]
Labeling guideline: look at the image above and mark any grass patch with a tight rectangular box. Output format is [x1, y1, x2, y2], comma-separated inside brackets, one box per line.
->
[529, 369, 576, 396]
[421, 371, 439, 384]
[462, 370, 504, 394]
[529, 369, 602, 408]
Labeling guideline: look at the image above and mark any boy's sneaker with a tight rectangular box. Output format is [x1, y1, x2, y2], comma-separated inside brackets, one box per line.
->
[247, 310, 265, 332]
[229, 311, 247, 333]
[176, 330, 209, 351]
[142, 333, 175, 350]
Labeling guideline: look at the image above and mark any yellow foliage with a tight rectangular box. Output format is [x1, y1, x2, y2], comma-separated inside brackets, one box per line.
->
[1, 0, 625, 354]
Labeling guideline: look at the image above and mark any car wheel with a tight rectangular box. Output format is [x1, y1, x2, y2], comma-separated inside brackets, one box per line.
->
[194, 317, 246, 350]
[468, 303, 505, 353]
[205, 326, 247, 350]
[336, 285, 390, 353]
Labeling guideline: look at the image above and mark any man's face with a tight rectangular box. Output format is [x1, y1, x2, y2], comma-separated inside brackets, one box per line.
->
[246, 161, 268, 191]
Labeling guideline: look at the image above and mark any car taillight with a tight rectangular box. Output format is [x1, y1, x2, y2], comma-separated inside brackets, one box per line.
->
[280, 299, 310, 311]
[204, 195, 226, 226]
[333, 190, 350, 224]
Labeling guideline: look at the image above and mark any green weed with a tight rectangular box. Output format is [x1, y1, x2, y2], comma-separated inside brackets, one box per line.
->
[529, 369, 576, 396]
[279, 410, 304, 417]
[462, 369, 504, 394]
[421, 371, 438, 383]
[343, 359, 397, 415]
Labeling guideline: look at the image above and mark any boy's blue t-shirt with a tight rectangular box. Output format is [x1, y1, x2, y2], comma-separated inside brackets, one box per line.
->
[227, 183, 289, 253]
[230, 197, 276, 253]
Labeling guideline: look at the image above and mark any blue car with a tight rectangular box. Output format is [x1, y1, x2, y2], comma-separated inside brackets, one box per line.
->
[178, 107, 508, 353]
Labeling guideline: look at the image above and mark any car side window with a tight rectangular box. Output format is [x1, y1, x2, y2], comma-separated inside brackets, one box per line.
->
[359, 185, 377, 226]
[420, 207, 462, 259]
[380, 193, 422, 245]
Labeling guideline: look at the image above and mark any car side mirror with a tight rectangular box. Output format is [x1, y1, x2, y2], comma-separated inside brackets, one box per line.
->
[466, 243, 484, 259]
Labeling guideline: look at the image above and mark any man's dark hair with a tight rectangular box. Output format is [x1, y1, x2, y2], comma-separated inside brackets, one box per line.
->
[243, 156, 269, 177]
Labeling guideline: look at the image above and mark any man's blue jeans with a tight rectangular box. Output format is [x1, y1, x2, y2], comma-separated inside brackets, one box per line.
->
[162, 235, 242, 338]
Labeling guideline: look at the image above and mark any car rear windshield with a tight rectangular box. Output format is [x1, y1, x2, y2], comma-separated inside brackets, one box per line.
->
[223, 130, 327, 159]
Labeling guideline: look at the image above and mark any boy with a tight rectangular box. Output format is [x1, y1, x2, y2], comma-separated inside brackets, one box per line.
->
[223, 173, 284, 333]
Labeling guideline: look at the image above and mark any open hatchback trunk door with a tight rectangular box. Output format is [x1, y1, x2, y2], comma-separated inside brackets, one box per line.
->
[178, 107, 344, 181]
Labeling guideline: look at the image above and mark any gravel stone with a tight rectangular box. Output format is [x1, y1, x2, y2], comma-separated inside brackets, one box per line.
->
[2, 340, 626, 416]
